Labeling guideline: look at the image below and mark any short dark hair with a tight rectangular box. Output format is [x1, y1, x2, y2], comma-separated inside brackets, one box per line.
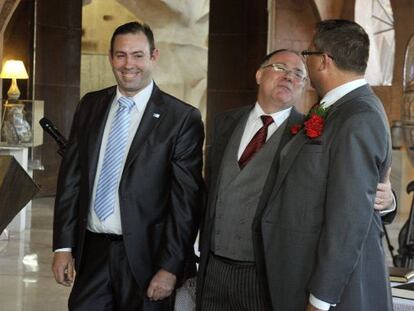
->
[110, 21, 155, 55]
[260, 49, 303, 67]
[313, 19, 369, 74]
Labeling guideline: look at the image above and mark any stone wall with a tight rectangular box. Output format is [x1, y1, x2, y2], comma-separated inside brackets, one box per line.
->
[81, 0, 209, 117]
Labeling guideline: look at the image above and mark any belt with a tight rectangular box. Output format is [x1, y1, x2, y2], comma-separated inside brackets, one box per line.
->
[210, 252, 255, 266]
[87, 230, 123, 241]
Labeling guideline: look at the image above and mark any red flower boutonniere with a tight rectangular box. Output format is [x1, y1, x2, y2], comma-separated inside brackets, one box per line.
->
[290, 104, 329, 139]
[290, 124, 302, 135]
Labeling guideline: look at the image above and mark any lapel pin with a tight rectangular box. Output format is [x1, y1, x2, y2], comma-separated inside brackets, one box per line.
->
[153, 113, 160, 119]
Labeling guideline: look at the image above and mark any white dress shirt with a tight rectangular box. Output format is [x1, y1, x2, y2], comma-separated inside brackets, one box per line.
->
[238, 103, 292, 159]
[310, 78, 394, 310]
[87, 81, 153, 235]
[56, 81, 153, 252]
[320, 78, 367, 109]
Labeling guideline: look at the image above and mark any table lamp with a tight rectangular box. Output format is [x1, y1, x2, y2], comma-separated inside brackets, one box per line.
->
[0, 60, 29, 100]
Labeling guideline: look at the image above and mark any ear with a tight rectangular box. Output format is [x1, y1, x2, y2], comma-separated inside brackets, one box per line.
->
[108, 50, 114, 64]
[319, 54, 333, 72]
[150, 48, 160, 62]
[255, 69, 262, 85]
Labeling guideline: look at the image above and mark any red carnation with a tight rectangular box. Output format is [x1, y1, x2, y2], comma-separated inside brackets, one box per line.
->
[290, 124, 302, 135]
[304, 114, 324, 138]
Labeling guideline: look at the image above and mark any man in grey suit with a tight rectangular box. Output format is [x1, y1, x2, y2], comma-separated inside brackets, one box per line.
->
[261, 20, 391, 310]
[197, 44, 395, 310]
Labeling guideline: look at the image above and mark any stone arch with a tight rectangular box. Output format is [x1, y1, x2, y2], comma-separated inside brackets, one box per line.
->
[0, 0, 21, 94]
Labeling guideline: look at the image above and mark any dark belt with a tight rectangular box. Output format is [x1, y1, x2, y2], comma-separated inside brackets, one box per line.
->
[87, 230, 123, 241]
[210, 252, 255, 266]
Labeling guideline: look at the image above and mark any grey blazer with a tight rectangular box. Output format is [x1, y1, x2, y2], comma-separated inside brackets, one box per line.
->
[255, 85, 393, 310]
[197, 105, 305, 310]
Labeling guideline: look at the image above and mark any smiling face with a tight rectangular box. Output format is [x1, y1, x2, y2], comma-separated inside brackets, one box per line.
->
[256, 51, 307, 113]
[109, 32, 159, 96]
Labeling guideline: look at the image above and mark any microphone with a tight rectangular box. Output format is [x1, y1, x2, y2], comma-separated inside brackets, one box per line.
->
[39, 117, 68, 156]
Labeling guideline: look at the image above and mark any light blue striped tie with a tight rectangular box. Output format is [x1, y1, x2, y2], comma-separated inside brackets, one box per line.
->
[94, 96, 135, 221]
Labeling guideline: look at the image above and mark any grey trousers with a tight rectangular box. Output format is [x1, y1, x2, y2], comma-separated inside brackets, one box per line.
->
[200, 254, 267, 311]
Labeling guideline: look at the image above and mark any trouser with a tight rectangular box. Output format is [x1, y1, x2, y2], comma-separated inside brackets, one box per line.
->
[200, 253, 267, 311]
[68, 230, 172, 311]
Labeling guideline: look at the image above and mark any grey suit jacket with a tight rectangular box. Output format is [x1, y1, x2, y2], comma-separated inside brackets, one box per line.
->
[255, 85, 392, 310]
[197, 105, 304, 310]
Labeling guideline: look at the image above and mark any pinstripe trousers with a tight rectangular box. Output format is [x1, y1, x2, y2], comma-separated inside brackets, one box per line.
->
[200, 254, 267, 311]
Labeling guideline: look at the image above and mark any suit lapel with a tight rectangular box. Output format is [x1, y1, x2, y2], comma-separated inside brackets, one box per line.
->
[254, 108, 304, 219]
[124, 84, 167, 170]
[208, 106, 252, 218]
[87, 86, 116, 190]
[325, 84, 372, 120]
[271, 129, 308, 195]
[265, 85, 373, 204]
[215, 108, 251, 162]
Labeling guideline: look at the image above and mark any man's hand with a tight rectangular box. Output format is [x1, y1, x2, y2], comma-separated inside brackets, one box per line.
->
[51, 251, 75, 287]
[146, 269, 176, 301]
[374, 167, 393, 211]
[306, 303, 325, 311]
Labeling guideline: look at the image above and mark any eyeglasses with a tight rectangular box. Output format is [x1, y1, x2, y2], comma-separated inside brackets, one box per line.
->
[301, 50, 335, 60]
[261, 63, 307, 82]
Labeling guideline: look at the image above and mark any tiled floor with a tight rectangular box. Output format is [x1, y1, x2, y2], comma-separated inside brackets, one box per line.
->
[0, 197, 409, 310]
[0, 197, 70, 311]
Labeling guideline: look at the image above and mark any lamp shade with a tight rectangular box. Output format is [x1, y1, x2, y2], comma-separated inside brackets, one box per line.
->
[0, 60, 29, 79]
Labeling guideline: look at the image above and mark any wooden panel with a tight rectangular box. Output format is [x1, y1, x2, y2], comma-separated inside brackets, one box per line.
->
[209, 0, 267, 35]
[206, 0, 267, 141]
[33, 0, 82, 196]
[208, 34, 266, 91]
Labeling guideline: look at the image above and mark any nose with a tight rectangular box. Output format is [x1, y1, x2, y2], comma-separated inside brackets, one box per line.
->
[283, 70, 294, 81]
[124, 55, 134, 68]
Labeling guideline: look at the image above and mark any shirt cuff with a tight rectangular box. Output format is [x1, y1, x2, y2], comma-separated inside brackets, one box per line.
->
[380, 192, 396, 215]
[309, 294, 332, 310]
[54, 248, 72, 252]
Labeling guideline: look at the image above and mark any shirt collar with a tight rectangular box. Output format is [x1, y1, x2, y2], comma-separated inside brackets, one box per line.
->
[320, 78, 367, 109]
[115, 80, 154, 112]
[253, 102, 292, 126]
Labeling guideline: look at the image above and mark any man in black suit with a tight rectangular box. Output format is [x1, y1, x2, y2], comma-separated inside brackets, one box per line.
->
[52, 21, 204, 311]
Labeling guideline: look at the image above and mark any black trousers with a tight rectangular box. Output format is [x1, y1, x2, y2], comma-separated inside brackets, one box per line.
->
[200, 254, 267, 311]
[68, 231, 172, 311]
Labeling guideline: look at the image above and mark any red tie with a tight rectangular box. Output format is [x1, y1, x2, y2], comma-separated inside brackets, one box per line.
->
[238, 115, 274, 169]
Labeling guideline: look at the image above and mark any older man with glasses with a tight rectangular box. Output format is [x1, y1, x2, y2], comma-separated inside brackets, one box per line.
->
[196, 47, 395, 311]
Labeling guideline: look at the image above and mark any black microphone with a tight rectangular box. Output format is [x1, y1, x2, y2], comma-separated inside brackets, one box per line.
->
[39, 117, 68, 156]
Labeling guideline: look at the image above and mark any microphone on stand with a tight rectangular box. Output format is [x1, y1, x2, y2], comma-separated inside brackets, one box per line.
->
[39, 117, 68, 157]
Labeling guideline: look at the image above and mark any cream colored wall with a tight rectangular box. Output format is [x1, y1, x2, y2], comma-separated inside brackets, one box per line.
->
[80, 0, 208, 118]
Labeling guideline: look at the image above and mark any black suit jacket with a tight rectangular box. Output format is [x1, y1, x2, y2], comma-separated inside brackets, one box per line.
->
[53, 84, 205, 290]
